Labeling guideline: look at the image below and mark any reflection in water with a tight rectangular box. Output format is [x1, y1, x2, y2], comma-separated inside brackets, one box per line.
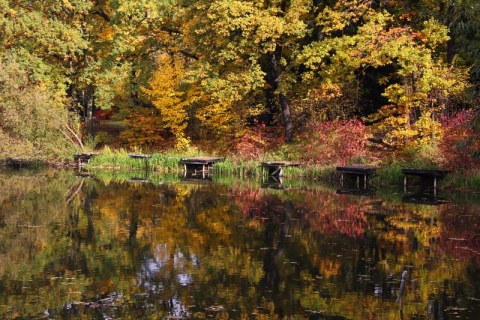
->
[402, 185, 449, 205]
[0, 169, 479, 319]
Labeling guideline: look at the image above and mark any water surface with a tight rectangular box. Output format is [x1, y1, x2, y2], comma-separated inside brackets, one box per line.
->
[0, 169, 479, 319]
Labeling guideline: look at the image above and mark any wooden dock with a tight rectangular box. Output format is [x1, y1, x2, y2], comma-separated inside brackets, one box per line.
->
[74, 152, 98, 166]
[336, 165, 376, 189]
[179, 157, 224, 177]
[128, 153, 151, 159]
[402, 169, 450, 189]
[260, 161, 301, 177]
[74, 152, 151, 167]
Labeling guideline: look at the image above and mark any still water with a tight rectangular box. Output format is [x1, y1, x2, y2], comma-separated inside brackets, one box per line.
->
[0, 168, 479, 319]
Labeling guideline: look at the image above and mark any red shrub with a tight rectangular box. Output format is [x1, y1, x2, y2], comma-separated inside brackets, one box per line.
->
[230, 122, 284, 160]
[439, 110, 480, 170]
[298, 119, 367, 165]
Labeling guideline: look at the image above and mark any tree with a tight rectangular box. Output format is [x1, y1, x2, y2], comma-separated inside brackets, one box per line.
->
[179, 0, 312, 143]
[0, 60, 82, 160]
[0, 0, 103, 147]
[142, 54, 192, 149]
[299, 2, 469, 148]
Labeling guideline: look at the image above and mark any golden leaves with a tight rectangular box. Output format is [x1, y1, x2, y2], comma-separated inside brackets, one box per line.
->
[143, 53, 190, 148]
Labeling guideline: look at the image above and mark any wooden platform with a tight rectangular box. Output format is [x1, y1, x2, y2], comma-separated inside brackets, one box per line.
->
[179, 157, 224, 176]
[74, 152, 98, 166]
[336, 165, 376, 189]
[260, 161, 301, 177]
[402, 169, 450, 189]
[128, 153, 151, 159]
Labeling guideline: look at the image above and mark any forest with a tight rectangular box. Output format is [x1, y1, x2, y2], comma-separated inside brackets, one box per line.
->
[1, 0, 480, 178]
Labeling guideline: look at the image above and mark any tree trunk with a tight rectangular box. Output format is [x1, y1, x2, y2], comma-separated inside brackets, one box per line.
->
[446, 5, 456, 65]
[279, 93, 293, 144]
[270, 44, 293, 143]
[440, 1, 456, 65]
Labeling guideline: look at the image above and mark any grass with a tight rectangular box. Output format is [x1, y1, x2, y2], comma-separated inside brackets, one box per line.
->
[214, 159, 262, 177]
[442, 169, 480, 191]
[85, 146, 205, 173]
[84, 148, 339, 181]
[80, 147, 480, 191]
[370, 164, 404, 186]
[149, 153, 185, 172]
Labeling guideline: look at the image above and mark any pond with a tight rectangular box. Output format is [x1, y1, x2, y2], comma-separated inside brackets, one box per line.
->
[0, 168, 479, 319]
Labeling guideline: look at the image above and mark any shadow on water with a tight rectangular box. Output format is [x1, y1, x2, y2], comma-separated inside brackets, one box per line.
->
[402, 189, 449, 205]
[335, 173, 376, 196]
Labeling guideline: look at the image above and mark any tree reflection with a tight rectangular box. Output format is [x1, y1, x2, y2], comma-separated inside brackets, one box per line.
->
[0, 170, 479, 318]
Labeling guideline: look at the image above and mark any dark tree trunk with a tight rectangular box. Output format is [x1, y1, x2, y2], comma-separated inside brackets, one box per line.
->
[446, 5, 456, 65]
[279, 93, 293, 144]
[269, 44, 293, 143]
[440, 1, 456, 65]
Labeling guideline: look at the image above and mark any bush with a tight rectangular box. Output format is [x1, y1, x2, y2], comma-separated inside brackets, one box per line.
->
[296, 119, 367, 165]
[439, 110, 480, 171]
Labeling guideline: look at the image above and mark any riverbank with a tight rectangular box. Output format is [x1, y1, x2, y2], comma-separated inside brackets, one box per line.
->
[3, 148, 478, 191]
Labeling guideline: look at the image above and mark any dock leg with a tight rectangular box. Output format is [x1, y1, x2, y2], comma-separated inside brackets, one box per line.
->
[271, 167, 281, 176]
[364, 174, 367, 189]
[356, 176, 360, 188]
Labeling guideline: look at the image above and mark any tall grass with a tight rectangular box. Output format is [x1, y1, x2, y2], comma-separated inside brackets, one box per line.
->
[443, 169, 480, 191]
[85, 147, 341, 182]
[87, 147, 148, 170]
[371, 163, 404, 186]
[149, 153, 184, 172]
[86, 147, 480, 190]
[297, 164, 336, 180]
[85, 146, 205, 173]
[214, 159, 262, 177]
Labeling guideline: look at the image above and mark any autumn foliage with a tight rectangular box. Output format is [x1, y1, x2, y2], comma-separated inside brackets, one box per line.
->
[297, 119, 367, 165]
[439, 110, 480, 171]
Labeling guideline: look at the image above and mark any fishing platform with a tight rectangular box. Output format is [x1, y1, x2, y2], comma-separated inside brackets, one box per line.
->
[260, 161, 301, 177]
[402, 169, 450, 189]
[179, 157, 224, 176]
[336, 165, 376, 188]
[128, 153, 151, 160]
[74, 152, 98, 166]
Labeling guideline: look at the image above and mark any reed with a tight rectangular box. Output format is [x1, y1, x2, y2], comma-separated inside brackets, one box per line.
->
[214, 159, 263, 177]
[371, 164, 404, 186]
[443, 169, 480, 191]
[86, 147, 133, 169]
[85, 149, 340, 181]
[299, 164, 336, 181]
[149, 153, 184, 173]
[85, 147, 204, 172]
